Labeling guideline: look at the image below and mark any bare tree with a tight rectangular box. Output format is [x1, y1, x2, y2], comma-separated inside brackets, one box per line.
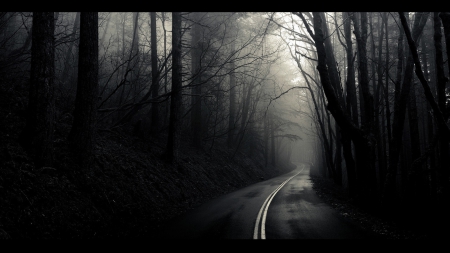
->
[20, 12, 55, 168]
[190, 12, 203, 148]
[150, 12, 160, 135]
[166, 12, 182, 162]
[68, 12, 99, 169]
[382, 12, 430, 208]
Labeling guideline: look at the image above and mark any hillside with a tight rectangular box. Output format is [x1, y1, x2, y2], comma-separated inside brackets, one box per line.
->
[0, 75, 436, 240]
[0, 79, 295, 239]
[0, 82, 438, 239]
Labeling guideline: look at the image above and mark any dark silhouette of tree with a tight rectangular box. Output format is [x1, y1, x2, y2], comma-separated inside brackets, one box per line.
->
[297, 11, 383, 206]
[20, 12, 55, 168]
[60, 12, 80, 92]
[166, 12, 182, 162]
[383, 12, 430, 209]
[190, 12, 203, 148]
[400, 12, 450, 206]
[227, 37, 237, 148]
[437, 12, 450, 206]
[150, 12, 160, 135]
[68, 12, 98, 169]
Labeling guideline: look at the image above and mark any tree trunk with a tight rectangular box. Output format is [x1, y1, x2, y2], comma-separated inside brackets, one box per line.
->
[319, 12, 342, 102]
[298, 61, 334, 180]
[342, 12, 358, 197]
[435, 12, 450, 206]
[320, 12, 342, 184]
[60, 12, 80, 91]
[150, 12, 159, 135]
[68, 12, 98, 170]
[343, 12, 359, 127]
[426, 19, 437, 201]
[351, 12, 377, 201]
[191, 12, 203, 148]
[382, 12, 430, 209]
[20, 12, 55, 168]
[334, 125, 342, 185]
[298, 12, 374, 204]
[264, 114, 269, 167]
[383, 12, 391, 176]
[227, 39, 237, 148]
[129, 12, 140, 100]
[166, 12, 182, 162]
[371, 13, 385, 193]
[406, 81, 422, 199]
[161, 12, 169, 128]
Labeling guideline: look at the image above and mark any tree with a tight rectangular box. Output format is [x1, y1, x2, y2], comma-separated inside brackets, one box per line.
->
[382, 12, 430, 209]
[297, 11, 382, 206]
[227, 36, 237, 148]
[166, 12, 182, 162]
[190, 12, 203, 148]
[400, 12, 450, 206]
[60, 12, 80, 91]
[68, 12, 99, 169]
[150, 12, 160, 135]
[20, 12, 55, 168]
[437, 12, 450, 205]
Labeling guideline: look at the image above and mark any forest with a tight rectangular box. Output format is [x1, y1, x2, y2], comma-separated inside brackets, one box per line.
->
[0, 12, 449, 239]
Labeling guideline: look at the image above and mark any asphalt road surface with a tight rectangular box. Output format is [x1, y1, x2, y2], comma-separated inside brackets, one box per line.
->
[157, 163, 379, 239]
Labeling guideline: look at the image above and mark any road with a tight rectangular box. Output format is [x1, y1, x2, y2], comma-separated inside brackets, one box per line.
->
[157, 163, 378, 239]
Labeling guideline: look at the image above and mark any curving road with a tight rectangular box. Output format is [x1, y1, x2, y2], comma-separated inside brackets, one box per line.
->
[157, 163, 379, 239]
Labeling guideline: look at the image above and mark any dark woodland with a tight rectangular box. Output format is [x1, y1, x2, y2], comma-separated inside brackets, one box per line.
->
[0, 12, 449, 239]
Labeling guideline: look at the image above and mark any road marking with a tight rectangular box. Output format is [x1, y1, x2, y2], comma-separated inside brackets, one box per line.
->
[253, 164, 304, 239]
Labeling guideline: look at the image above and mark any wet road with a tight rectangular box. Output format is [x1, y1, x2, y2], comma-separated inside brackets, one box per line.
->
[157, 163, 377, 239]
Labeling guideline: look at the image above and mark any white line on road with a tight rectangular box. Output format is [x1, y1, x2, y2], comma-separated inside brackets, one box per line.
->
[253, 164, 304, 239]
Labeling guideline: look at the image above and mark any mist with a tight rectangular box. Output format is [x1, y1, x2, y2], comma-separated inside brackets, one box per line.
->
[1, 12, 449, 239]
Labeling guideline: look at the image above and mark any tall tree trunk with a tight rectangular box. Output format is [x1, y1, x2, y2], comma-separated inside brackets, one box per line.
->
[326, 109, 335, 178]
[317, 84, 336, 177]
[439, 12, 450, 87]
[372, 13, 387, 194]
[297, 12, 372, 204]
[161, 12, 169, 128]
[117, 13, 127, 119]
[383, 12, 391, 176]
[334, 125, 342, 185]
[298, 61, 334, 181]
[270, 113, 276, 166]
[264, 113, 269, 167]
[166, 12, 182, 162]
[60, 12, 80, 91]
[382, 12, 430, 210]
[20, 12, 55, 168]
[343, 12, 359, 127]
[401, 13, 450, 216]
[435, 12, 450, 206]
[406, 80, 422, 198]
[320, 12, 342, 184]
[351, 12, 377, 201]
[68, 12, 98, 170]
[319, 12, 342, 102]
[426, 19, 437, 202]
[129, 12, 140, 99]
[352, 13, 366, 126]
[227, 39, 237, 148]
[112, 13, 142, 127]
[342, 12, 358, 197]
[150, 12, 159, 135]
[191, 12, 202, 148]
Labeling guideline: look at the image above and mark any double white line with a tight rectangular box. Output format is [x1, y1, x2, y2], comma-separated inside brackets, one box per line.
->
[253, 165, 304, 239]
